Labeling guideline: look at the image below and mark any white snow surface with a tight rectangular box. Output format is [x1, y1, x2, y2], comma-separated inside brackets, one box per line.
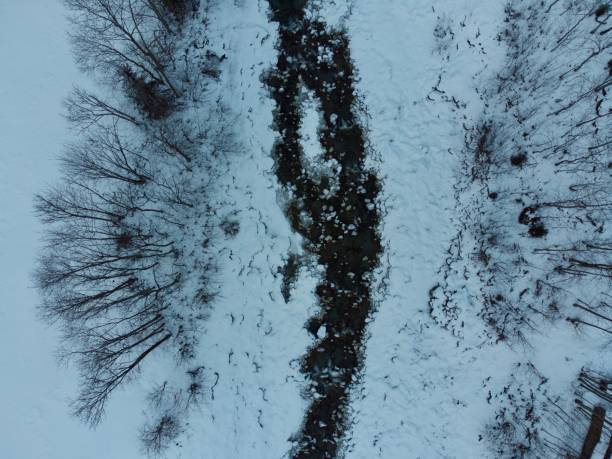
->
[344, 1, 512, 457]
[0, 1, 144, 458]
[2, 1, 609, 458]
[150, 1, 312, 457]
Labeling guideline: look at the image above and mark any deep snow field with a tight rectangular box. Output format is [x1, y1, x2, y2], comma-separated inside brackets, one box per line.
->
[1, 0, 610, 458]
[0, 1, 143, 458]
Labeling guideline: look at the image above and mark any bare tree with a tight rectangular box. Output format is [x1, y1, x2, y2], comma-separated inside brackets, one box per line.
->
[62, 124, 151, 185]
[34, 170, 184, 424]
[33, 0, 217, 436]
[64, 87, 140, 127]
[65, 0, 179, 95]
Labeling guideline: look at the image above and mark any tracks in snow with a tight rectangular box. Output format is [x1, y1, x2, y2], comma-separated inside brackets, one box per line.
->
[266, 3, 382, 458]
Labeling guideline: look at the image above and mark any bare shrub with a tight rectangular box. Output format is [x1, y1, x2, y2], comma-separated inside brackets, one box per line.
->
[121, 66, 175, 119]
[141, 413, 182, 456]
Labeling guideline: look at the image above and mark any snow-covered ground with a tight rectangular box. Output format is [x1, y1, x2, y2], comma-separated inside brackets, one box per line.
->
[161, 2, 312, 455]
[344, 1, 512, 457]
[3, 0, 609, 458]
[172, 1, 517, 457]
[0, 2, 144, 458]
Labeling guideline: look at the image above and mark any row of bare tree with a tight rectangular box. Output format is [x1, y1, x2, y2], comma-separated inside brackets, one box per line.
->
[462, 0, 612, 342]
[34, 0, 208, 429]
[458, 1, 611, 457]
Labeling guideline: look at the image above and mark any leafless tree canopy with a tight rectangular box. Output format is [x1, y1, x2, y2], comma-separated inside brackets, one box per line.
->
[66, 0, 178, 93]
[61, 125, 151, 185]
[34, 0, 214, 426]
[34, 174, 181, 424]
[64, 87, 140, 127]
[140, 413, 182, 456]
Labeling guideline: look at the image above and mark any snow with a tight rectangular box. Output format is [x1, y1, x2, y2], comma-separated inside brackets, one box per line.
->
[144, 2, 313, 457]
[2, 0, 609, 458]
[342, 1, 610, 457]
[0, 1, 144, 458]
[343, 1, 512, 457]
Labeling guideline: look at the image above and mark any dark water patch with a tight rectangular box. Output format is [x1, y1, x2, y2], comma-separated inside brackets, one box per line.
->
[265, 4, 382, 458]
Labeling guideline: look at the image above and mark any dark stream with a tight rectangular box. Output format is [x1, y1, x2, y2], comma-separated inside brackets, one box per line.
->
[266, 2, 382, 457]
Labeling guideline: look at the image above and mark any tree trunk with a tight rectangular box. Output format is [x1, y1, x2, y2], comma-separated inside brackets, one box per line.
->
[578, 405, 605, 459]
[603, 433, 612, 459]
